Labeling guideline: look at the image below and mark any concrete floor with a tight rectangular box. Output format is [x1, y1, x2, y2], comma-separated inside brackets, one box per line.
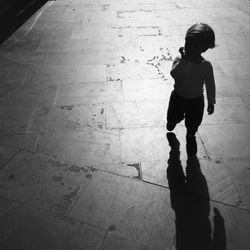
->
[0, 0, 250, 249]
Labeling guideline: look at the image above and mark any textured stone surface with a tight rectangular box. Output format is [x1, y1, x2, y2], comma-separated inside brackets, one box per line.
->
[0, 152, 95, 214]
[0, 107, 33, 135]
[199, 124, 250, 158]
[202, 97, 250, 124]
[121, 126, 208, 163]
[122, 79, 172, 101]
[0, 145, 19, 170]
[0, 0, 250, 249]
[55, 81, 124, 105]
[30, 103, 105, 133]
[0, 200, 105, 250]
[37, 130, 120, 165]
[100, 234, 154, 250]
[0, 134, 39, 152]
[26, 64, 107, 85]
[223, 158, 250, 209]
[2, 83, 58, 107]
[70, 171, 175, 250]
[106, 100, 168, 129]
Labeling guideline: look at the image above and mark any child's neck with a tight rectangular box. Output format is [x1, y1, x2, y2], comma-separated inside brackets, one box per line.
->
[189, 54, 203, 63]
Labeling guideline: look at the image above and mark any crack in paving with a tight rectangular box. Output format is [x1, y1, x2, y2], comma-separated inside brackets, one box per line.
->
[127, 163, 143, 180]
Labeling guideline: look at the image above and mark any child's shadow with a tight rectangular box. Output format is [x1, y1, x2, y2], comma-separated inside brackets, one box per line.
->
[166, 132, 227, 250]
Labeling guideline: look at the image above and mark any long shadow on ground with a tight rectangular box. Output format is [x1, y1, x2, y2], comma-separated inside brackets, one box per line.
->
[166, 132, 226, 250]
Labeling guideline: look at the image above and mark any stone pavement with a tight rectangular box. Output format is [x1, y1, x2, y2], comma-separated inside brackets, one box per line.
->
[0, 0, 250, 249]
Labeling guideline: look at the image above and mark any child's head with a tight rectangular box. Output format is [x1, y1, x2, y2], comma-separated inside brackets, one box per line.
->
[184, 23, 215, 57]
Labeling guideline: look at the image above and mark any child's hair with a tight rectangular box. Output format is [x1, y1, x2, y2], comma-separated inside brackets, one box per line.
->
[185, 23, 215, 52]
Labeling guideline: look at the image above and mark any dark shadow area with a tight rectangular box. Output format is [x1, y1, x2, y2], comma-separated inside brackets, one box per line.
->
[166, 132, 226, 250]
[0, 0, 48, 44]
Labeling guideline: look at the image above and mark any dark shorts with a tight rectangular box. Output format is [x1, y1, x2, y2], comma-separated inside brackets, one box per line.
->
[167, 90, 204, 135]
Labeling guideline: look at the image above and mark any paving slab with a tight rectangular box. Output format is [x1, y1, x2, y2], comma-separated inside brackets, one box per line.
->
[0, 82, 22, 105]
[100, 234, 154, 250]
[217, 59, 250, 76]
[215, 74, 250, 98]
[0, 197, 13, 216]
[223, 157, 250, 209]
[37, 38, 90, 52]
[2, 83, 58, 107]
[0, 37, 42, 54]
[0, 144, 19, 169]
[1, 51, 47, 66]
[202, 96, 250, 124]
[106, 62, 171, 81]
[69, 171, 175, 250]
[142, 157, 242, 207]
[0, 199, 105, 250]
[26, 64, 107, 85]
[241, 96, 250, 110]
[0, 66, 28, 84]
[27, 28, 73, 43]
[37, 130, 120, 165]
[0, 134, 39, 152]
[71, 26, 118, 40]
[0, 152, 95, 215]
[55, 81, 124, 105]
[122, 79, 172, 101]
[0, 107, 33, 135]
[29, 103, 105, 133]
[120, 126, 208, 163]
[106, 100, 168, 129]
[199, 124, 250, 158]
[46, 50, 121, 65]
[214, 75, 245, 98]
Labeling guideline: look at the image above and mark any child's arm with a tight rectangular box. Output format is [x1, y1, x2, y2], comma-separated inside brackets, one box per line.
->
[170, 48, 189, 79]
[205, 62, 216, 114]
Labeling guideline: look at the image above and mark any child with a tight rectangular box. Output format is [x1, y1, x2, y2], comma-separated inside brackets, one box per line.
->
[166, 23, 216, 155]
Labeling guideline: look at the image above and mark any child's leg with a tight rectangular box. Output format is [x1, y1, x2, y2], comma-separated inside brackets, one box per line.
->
[185, 97, 204, 136]
[166, 91, 185, 131]
[185, 97, 204, 155]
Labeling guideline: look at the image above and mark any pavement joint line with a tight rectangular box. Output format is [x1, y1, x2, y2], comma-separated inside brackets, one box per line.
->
[65, 170, 98, 217]
[24, 10, 43, 36]
[0, 193, 107, 231]
[142, 179, 250, 212]
[22, 0, 55, 37]
[97, 227, 111, 250]
[34, 133, 40, 152]
[0, 143, 37, 153]
[35, 155, 249, 214]
[0, 132, 43, 136]
[0, 148, 21, 170]
[197, 131, 211, 160]
[25, 107, 36, 134]
[2, 150, 249, 212]
[0, 194, 58, 216]
[53, 85, 60, 106]
[67, 216, 106, 232]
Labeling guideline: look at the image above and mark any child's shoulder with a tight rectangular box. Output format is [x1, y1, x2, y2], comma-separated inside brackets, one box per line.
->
[202, 57, 213, 69]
